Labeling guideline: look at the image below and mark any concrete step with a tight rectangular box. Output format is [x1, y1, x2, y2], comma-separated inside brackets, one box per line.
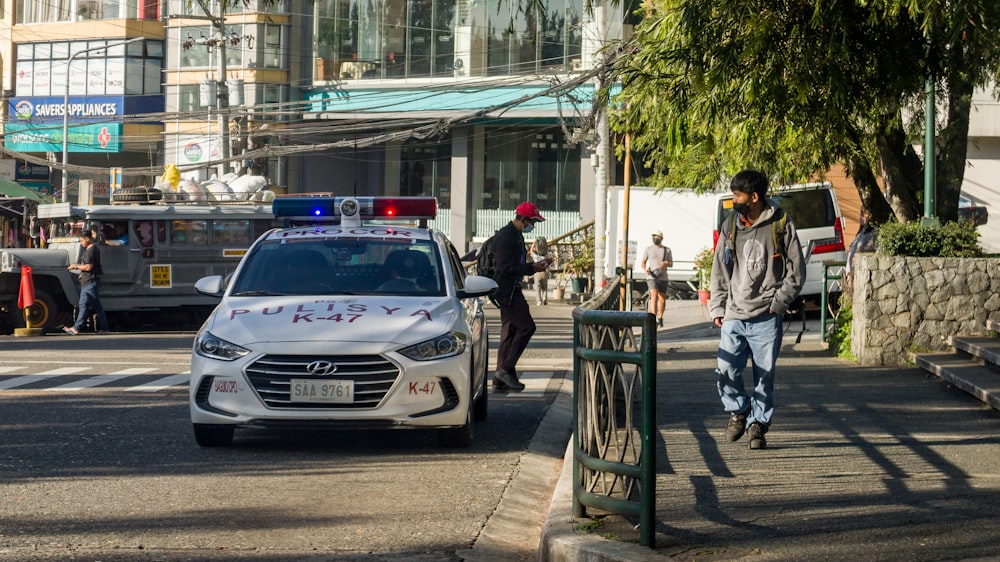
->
[948, 335, 1000, 368]
[913, 352, 1000, 411]
[988, 319, 1000, 332]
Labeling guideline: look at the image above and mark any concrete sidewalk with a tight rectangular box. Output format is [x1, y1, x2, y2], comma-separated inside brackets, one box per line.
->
[536, 298, 1000, 562]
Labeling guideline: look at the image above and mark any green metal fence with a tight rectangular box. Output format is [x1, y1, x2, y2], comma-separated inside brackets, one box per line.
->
[571, 276, 658, 547]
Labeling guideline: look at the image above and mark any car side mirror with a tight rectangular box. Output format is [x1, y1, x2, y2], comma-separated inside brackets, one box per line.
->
[194, 275, 225, 297]
[458, 275, 498, 299]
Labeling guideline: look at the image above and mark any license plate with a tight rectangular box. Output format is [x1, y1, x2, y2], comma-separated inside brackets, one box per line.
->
[289, 378, 354, 404]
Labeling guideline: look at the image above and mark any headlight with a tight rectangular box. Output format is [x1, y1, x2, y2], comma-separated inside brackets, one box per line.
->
[399, 331, 467, 361]
[195, 331, 250, 361]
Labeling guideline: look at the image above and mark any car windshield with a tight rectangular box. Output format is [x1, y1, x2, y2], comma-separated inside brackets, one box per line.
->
[230, 238, 445, 296]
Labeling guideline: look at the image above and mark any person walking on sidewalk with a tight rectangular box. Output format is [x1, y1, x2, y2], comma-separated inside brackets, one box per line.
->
[64, 230, 110, 335]
[709, 169, 805, 450]
[530, 237, 549, 305]
[491, 202, 551, 392]
[641, 230, 672, 327]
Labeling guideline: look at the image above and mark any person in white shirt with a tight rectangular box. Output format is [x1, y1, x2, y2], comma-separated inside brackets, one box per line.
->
[641, 230, 672, 327]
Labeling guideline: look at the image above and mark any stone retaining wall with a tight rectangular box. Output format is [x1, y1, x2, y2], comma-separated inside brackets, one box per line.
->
[851, 255, 1000, 365]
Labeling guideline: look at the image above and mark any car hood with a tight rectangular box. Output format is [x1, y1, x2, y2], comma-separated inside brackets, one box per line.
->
[204, 295, 461, 346]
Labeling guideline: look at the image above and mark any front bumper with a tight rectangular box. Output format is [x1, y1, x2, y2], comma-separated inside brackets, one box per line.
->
[189, 341, 471, 428]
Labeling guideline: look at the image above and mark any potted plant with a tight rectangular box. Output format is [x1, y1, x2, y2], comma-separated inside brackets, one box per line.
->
[566, 231, 595, 295]
[693, 247, 714, 305]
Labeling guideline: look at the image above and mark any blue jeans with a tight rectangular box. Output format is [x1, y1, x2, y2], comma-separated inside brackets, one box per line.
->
[715, 313, 782, 427]
[73, 280, 109, 332]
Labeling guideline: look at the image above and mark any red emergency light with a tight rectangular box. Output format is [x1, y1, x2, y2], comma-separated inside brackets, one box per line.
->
[372, 197, 437, 221]
[272, 195, 437, 226]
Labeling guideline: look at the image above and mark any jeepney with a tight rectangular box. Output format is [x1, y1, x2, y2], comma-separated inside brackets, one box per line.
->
[0, 200, 274, 333]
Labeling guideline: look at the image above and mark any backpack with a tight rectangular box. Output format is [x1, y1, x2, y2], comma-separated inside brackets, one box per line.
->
[476, 235, 497, 280]
[725, 207, 789, 275]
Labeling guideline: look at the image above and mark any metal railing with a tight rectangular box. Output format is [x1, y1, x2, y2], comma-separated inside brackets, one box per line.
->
[571, 276, 658, 547]
[475, 209, 583, 241]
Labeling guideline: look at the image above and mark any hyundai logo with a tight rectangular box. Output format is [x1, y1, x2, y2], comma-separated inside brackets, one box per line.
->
[306, 360, 337, 376]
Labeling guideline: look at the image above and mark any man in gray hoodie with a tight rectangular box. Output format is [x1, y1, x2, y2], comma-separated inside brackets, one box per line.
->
[709, 169, 806, 450]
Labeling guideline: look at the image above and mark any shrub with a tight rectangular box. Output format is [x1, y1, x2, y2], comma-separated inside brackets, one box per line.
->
[877, 220, 983, 258]
[827, 294, 856, 361]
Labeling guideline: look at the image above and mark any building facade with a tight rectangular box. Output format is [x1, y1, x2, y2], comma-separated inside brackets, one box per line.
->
[2, 0, 621, 252]
[7, 2, 993, 255]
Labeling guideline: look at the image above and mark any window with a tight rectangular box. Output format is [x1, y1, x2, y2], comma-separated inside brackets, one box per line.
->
[176, 84, 201, 113]
[14, 39, 163, 97]
[134, 221, 155, 247]
[400, 139, 452, 207]
[213, 220, 251, 245]
[171, 220, 208, 245]
[482, 127, 579, 213]
[16, 0, 70, 23]
[263, 24, 282, 68]
[253, 83, 288, 121]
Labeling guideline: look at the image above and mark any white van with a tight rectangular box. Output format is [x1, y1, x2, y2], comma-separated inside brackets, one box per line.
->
[714, 182, 846, 303]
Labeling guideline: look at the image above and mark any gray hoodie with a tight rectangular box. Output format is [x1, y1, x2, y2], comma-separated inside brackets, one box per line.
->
[709, 203, 806, 320]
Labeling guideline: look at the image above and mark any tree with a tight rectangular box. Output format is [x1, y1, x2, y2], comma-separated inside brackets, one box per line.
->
[611, 0, 1000, 225]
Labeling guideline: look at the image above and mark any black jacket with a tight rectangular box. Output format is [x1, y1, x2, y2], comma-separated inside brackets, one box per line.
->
[492, 222, 535, 302]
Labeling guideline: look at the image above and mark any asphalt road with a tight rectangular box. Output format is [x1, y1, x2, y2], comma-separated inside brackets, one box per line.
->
[0, 326, 569, 561]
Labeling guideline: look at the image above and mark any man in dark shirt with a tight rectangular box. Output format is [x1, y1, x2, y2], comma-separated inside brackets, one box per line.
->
[64, 230, 109, 335]
[490, 202, 550, 392]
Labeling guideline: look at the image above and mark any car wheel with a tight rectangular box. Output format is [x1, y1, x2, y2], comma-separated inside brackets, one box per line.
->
[193, 423, 235, 447]
[438, 412, 473, 448]
[111, 186, 163, 204]
[439, 375, 474, 448]
[12, 289, 66, 333]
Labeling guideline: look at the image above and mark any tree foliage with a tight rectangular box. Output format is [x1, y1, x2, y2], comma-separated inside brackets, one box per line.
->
[612, 0, 1000, 225]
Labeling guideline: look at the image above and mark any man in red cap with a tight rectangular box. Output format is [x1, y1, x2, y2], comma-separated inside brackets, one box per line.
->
[489, 201, 551, 391]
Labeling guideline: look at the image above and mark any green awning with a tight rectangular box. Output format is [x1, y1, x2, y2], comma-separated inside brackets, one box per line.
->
[0, 178, 53, 203]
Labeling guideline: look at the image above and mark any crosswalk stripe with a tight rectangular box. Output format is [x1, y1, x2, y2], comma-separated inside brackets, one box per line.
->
[46, 368, 158, 392]
[0, 367, 20, 374]
[126, 373, 190, 392]
[0, 367, 90, 390]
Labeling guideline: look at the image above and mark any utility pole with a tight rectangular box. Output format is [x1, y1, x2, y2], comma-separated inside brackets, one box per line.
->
[592, 0, 609, 291]
[185, 0, 231, 179]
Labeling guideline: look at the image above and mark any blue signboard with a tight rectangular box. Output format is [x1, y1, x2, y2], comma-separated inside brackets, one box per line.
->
[8, 95, 164, 124]
[14, 161, 50, 181]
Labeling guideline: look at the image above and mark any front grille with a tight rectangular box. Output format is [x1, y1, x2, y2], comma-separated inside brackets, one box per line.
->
[246, 354, 401, 409]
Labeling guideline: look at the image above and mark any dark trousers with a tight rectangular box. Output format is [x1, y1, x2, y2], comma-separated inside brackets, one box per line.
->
[496, 289, 536, 374]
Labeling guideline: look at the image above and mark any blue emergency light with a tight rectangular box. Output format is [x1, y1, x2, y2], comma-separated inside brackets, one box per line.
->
[272, 195, 437, 227]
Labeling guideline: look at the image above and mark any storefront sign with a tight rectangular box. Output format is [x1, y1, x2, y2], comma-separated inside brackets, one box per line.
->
[4, 122, 124, 153]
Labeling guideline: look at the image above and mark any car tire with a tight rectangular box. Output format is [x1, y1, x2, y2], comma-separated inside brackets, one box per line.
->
[11, 289, 66, 333]
[193, 423, 235, 447]
[111, 186, 163, 204]
[438, 414, 473, 448]
[439, 375, 474, 448]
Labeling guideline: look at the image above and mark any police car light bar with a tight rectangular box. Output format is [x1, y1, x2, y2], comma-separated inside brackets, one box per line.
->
[272, 196, 437, 225]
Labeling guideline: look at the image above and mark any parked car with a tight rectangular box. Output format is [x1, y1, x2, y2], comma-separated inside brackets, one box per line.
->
[188, 196, 497, 448]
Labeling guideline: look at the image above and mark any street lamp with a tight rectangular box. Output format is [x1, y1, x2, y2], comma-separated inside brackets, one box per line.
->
[61, 37, 144, 203]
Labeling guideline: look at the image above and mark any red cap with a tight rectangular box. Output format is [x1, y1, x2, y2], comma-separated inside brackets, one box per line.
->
[515, 201, 545, 222]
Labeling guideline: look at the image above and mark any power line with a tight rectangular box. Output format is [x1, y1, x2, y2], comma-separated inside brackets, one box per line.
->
[2, 46, 620, 177]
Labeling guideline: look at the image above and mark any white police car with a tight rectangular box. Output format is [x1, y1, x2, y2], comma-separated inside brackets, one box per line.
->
[188, 196, 497, 447]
